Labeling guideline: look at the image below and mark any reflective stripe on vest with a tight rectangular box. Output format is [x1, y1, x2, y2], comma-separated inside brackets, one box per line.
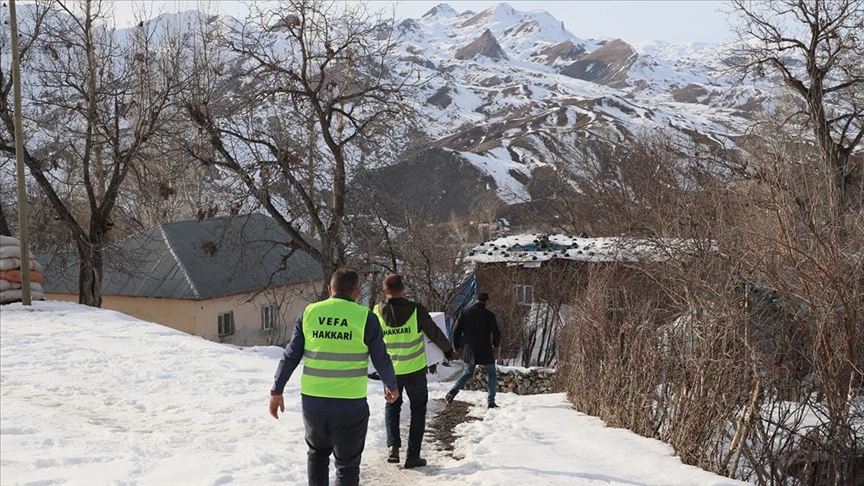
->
[302, 298, 369, 399]
[375, 305, 427, 375]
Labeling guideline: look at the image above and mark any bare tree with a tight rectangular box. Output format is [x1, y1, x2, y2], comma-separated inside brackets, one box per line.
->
[549, 117, 863, 484]
[0, 0, 186, 306]
[112, 135, 223, 234]
[0, 187, 12, 236]
[521, 128, 729, 239]
[734, 122, 863, 484]
[728, 0, 864, 223]
[183, 0, 420, 292]
[0, 2, 49, 239]
[346, 199, 470, 313]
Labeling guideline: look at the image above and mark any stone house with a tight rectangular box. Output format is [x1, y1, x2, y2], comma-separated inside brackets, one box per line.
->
[464, 234, 709, 366]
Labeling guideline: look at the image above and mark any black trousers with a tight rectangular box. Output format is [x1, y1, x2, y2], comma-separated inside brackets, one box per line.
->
[303, 403, 370, 486]
[384, 371, 428, 459]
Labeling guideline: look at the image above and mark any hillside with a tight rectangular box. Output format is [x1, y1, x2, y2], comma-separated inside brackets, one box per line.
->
[356, 2, 776, 220]
[1, 2, 800, 226]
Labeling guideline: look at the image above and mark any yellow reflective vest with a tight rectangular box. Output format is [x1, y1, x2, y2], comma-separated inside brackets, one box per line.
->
[301, 298, 370, 399]
[375, 304, 427, 375]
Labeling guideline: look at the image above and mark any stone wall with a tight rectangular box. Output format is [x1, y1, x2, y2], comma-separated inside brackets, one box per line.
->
[462, 366, 556, 395]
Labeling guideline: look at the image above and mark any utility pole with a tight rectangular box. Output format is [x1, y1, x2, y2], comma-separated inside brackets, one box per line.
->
[9, 0, 32, 305]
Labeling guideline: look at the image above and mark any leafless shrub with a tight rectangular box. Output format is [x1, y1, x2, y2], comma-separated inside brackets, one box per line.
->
[553, 123, 863, 484]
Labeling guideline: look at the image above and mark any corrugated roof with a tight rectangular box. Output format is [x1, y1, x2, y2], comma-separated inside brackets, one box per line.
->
[39, 214, 323, 300]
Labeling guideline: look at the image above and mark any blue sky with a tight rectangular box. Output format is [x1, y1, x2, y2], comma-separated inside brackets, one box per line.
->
[112, 1, 734, 44]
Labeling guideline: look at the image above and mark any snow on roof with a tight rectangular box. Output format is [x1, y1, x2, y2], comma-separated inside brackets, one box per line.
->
[465, 234, 712, 265]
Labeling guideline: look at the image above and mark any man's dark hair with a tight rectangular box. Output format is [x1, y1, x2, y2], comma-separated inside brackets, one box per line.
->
[383, 273, 404, 293]
[331, 269, 360, 294]
[477, 292, 489, 302]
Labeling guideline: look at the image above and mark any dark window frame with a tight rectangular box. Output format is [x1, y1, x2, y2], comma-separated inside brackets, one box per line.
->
[515, 284, 534, 306]
[218, 311, 235, 337]
[261, 303, 278, 331]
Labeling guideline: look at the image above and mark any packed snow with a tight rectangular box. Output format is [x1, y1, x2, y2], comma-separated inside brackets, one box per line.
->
[0, 301, 747, 485]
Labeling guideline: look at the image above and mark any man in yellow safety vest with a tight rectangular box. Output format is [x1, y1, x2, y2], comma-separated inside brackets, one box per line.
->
[374, 273, 453, 468]
[270, 269, 398, 486]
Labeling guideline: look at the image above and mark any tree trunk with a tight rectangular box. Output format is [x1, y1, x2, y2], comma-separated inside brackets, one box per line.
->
[0, 198, 11, 237]
[76, 233, 104, 307]
[808, 83, 850, 224]
[318, 255, 336, 301]
[830, 148, 851, 226]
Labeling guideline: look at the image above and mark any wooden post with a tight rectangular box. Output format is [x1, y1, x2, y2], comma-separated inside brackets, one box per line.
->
[9, 0, 32, 305]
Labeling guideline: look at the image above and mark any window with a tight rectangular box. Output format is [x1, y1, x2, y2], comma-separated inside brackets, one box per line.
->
[261, 304, 278, 331]
[218, 311, 235, 337]
[515, 285, 534, 306]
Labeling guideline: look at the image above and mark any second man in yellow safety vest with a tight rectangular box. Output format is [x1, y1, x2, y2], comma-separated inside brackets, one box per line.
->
[374, 274, 454, 468]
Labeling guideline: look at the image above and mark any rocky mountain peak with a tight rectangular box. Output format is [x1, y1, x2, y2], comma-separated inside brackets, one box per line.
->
[461, 3, 521, 29]
[398, 18, 422, 34]
[455, 29, 509, 61]
[491, 2, 518, 16]
[422, 3, 458, 19]
[560, 39, 638, 88]
[537, 40, 586, 65]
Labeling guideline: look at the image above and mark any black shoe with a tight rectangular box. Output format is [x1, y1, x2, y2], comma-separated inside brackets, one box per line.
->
[404, 457, 427, 469]
[444, 389, 457, 405]
[387, 446, 400, 463]
[488, 401, 498, 408]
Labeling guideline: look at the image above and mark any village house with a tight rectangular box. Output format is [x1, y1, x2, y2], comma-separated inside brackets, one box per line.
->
[39, 214, 324, 346]
[463, 233, 712, 366]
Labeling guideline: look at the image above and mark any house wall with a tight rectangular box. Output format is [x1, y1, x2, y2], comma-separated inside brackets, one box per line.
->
[44, 293, 198, 334]
[474, 259, 668, 317]
[46, 280, 323, 347]
[473, 260, 588, 361]
[473, 259, 676, 365]
[195, 280, 323, 347]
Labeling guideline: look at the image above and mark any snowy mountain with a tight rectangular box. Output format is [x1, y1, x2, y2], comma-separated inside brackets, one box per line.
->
[401, 2, 764, 133]
[0, 301, 748, 485]
[3, 2, 784, 222]
[366, 3, 779, 218]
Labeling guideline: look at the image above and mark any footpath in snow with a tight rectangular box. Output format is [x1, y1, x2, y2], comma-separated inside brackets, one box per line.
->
[0, 301, 746, 485]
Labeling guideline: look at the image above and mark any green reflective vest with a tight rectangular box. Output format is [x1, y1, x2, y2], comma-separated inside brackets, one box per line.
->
[375, 305, 427, 375]
[301, 298, 370, 399]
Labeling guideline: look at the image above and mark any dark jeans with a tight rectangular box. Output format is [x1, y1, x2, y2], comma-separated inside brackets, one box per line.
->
[384, 371, 428, 459]
[303, 403, 369, 486]
[453, 362, 497, 403]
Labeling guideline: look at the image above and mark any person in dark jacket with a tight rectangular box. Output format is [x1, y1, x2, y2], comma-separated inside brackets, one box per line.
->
[444, 292, 501, 408]
[269, 269, 399, 486]
[374, 274, 454, 468]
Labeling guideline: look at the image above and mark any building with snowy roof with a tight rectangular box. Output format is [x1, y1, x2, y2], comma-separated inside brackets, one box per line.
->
[462, 233, 715, 366]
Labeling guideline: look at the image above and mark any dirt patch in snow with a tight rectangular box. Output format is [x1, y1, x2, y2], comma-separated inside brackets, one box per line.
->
[428, 399, 482, 458]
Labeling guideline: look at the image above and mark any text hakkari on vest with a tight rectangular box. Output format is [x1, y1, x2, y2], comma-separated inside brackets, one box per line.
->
[383, 326, 412, 335]
[311, 316, 353, 340]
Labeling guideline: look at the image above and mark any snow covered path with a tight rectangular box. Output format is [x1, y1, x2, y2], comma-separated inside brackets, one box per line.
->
[1, 302, 745, 485]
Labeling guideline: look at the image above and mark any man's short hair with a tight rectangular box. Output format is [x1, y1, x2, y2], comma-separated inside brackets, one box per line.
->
[477, 292, 489, 302]
[383, 274, 404, 293]
[331, 269, 360, 294]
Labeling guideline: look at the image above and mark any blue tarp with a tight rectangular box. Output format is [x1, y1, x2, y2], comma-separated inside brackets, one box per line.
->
[445, 273, 477, 340]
